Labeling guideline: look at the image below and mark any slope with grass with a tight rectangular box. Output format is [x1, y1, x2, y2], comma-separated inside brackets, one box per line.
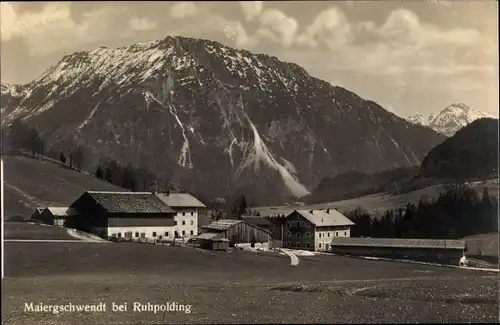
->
[2, 154, 126, 218]
[255, 179, 499, 219]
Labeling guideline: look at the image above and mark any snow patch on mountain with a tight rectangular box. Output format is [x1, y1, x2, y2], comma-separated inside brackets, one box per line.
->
[236, 112, 310, 198]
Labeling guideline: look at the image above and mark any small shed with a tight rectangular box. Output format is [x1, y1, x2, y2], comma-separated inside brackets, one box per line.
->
[30, 208, 45, 223]
[40, 207, 80, 226]
[197, 219, 271, 247]
[211, 238, 230, 251]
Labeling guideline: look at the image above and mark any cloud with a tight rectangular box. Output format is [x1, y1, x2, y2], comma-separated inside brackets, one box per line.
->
[254, 9, 298, 48]
[224, 21, 257, 48]
[170, 2, 197, 19]
[0, 3, 153, 56]
[239, 1, 263, 22]
[296, 6, 352, 50]
[129, 17, 157, 31]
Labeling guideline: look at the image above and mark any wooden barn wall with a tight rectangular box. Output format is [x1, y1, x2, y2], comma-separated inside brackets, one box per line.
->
[108, 213, 175, 227]
[223, 222, 270, 243]
[68, 194, 108, 232]
[330, 246, 464, 265]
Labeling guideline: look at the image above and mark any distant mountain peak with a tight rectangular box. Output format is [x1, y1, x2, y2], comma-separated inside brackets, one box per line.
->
[407, 103, 496, 137]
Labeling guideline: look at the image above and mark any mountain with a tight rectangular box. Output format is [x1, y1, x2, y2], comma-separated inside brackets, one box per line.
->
[1, 83, 26, 119]
[0, 36, 446, 204]
[421, 118, 499, 180]
[407, 103, 497, 137]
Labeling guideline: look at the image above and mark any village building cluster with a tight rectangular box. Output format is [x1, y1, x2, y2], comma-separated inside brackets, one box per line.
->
[30, 190, 356, 252]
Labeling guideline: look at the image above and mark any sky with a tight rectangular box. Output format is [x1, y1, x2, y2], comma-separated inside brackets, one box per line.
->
[0, 1, 498, 117]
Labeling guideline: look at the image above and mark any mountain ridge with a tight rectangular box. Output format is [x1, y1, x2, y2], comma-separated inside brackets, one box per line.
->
[407, 103, 497, 137]
[1, 35, 446, 204]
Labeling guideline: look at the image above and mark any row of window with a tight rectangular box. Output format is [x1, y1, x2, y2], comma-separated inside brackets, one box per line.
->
[285, 242, 311, 248]
[178, 212, 195, 216]
[287, 220, 309, 229]
[284, 242, 330, 249]
[174, 220, 195, 226]
[318, 231, 347, 238]
[113, 230, 195, 238]
[285, 231, 347, 238]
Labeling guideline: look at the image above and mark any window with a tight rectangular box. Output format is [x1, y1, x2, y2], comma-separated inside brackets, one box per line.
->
[296, 242, 300, 248]
[319, 243, 322, 248]
[286, 231, 291, 236]
[135, 232, 139, 238]
[182, 220, 186, 225]
[165, 232, 169, 237]
[117, 233, 122, 238]
[182, 212, 185, 216]
[286, 241, 291, 247]
[190, 220, 194, 225]
[190, 230, 194, 235]
[344, 231, 347, 236]
[174, 221, 178, 226]
[191, 212, 194, 216]
[306, 242, 310, 248]
[336, 232, 338, 237]
[319, 233, 322, 238]
[152, 232, 157, 237]
[182, 230, 185, 236]
[306, 232, 310, 237]
[328, 232, 330, 237]
[297, 233, 301, 238]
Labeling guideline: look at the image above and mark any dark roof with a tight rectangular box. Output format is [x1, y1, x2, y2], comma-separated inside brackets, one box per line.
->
[86, 191, 176, 214]
[240, 215, 272, 227]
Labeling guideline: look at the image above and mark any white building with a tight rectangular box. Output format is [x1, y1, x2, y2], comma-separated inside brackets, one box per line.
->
[283, 208, 355, 252]
[155, 192, 207, 240]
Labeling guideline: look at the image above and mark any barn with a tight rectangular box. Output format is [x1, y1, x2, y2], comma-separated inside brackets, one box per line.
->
[196, 219, 271, 248]
[38, 207, 80, 226]
[67, 191, 176, 241]
[30, 208, 45, 223]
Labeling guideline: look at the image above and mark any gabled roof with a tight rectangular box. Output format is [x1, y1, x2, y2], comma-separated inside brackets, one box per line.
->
[202, 219, 272, 234]
[293, 209, 355, 227]
[44, 207, 80, 217]
[202, 219, 242, 231]
[155, 192, 207, 208]
[240, 215, 272, 227]
[85, 191, 175, 214]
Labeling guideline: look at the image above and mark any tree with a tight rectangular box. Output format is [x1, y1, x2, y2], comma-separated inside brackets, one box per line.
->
[28, 128, 41, 158]
[95, 165, 104, 179]
[60, 152, 67, 165]
[9, 119, 30, 150]
[72, 146, 85, 171]
[230, 194, 247, 218]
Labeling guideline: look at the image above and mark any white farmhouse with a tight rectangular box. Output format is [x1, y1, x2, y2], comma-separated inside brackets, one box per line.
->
[155, 191, 207, 240]
[283, 209, 355, 252]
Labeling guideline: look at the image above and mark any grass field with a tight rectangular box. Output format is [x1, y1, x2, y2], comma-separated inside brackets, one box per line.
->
[4, 222, 82, 241]
[256, 179, 499, 218]
[4, 228, 498, 324]
[3, 154, 125, 218]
